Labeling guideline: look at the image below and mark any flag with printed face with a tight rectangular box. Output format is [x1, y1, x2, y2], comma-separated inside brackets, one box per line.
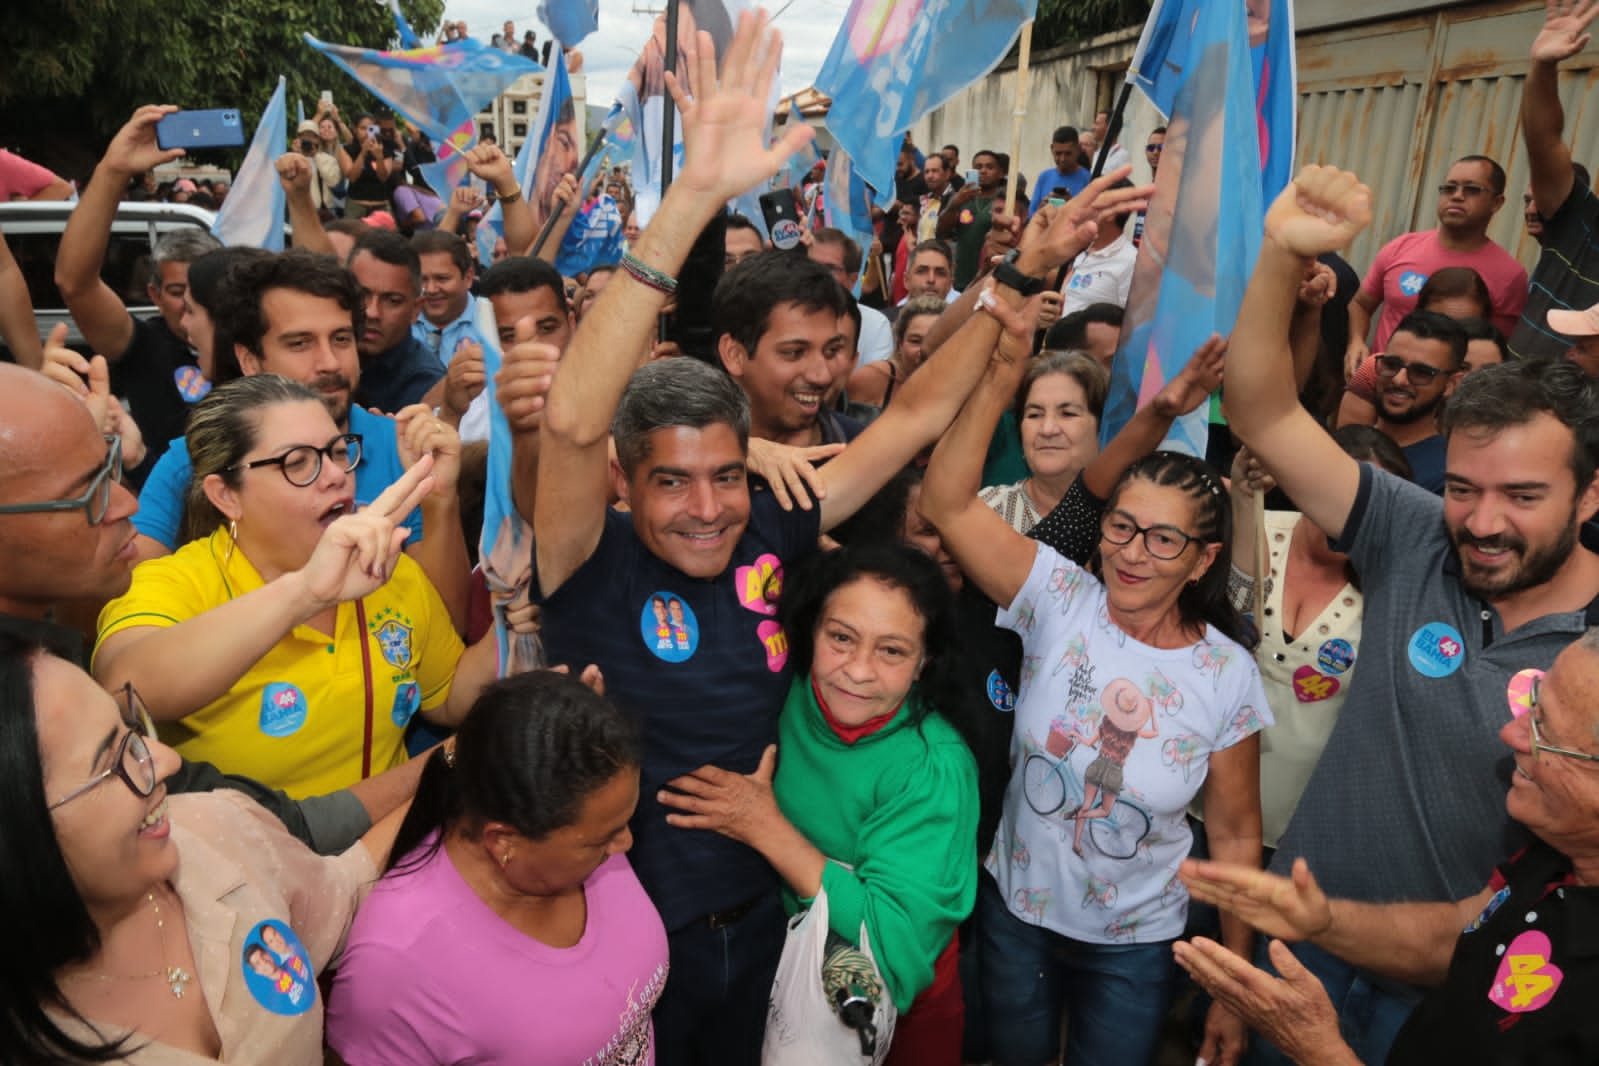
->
[211, 77, 286, 251]
[552, 104, 633, 275]
[1100, 0, 1293, 455]
[304, 34, 539, 146]
[815, 0, 1036, 207]
[477, 50, 578, 265]
[538, 0, 600, 48]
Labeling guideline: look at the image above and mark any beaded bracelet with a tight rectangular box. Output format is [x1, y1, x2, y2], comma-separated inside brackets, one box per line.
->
[621, 250, 678, 295]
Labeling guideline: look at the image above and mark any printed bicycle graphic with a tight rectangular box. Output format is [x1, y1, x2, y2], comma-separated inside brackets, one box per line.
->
[1022, 732, 1152, 860]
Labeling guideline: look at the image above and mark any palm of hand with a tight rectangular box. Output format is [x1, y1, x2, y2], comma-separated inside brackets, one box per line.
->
[679, 93, 773, 198]
[1533, 10, 1592, 61]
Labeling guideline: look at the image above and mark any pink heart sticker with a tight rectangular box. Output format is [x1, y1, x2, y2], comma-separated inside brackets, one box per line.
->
[756, 620, 788, 673]
[1291, 665, 1339, 703]
[1507, 668, 1544, 720]
[1488, 930, 1563, 1013]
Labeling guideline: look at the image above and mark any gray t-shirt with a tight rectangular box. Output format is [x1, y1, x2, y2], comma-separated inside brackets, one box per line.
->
[1270, 465, 1595, 908]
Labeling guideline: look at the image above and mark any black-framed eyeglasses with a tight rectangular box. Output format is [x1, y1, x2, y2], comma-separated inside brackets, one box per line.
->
[1527, 675, 1599, 765]
[1438, 182, 1492, 198]
[49, 684, 158, 811]
[1100, 510, 1200, 560]
[0, 435, 122, 527]
[226, 434, 362, 488]
[1373, 354, 1449, 385]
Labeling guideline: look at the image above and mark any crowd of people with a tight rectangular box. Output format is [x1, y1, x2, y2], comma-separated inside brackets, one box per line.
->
[5, 3, 1599, 1065]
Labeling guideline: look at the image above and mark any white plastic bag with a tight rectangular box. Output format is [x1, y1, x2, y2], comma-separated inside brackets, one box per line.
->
[761, 886, 897, 1066]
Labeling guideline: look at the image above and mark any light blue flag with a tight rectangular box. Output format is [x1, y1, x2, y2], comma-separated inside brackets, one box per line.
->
[211, 77, 287, 251]
[388, 0, 422, 49]
[815, 0, 1035, 206]
[538, 0, 599, 48]
[1100, 0, 1275, 456]
[478, 50, 575, 266]
[777, 98, 821, 190]
[304, 34, 539, 146]
[823, 148, 878, 299]
[473, 296, 544, 679]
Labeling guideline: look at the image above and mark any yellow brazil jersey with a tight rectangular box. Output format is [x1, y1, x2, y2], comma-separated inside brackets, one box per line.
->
[95, 529, 463, 799]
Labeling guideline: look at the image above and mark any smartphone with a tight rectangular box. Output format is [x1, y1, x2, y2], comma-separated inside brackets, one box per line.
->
[965, 169, 979, 185]
[156, 110, 245, 151]
[319, 90, 334, 107]
[759, 190, 803, 251]
[1047, 196, 1067, 208]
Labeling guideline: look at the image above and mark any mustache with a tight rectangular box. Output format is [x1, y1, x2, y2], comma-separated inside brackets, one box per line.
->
[311, 372, 352, 392]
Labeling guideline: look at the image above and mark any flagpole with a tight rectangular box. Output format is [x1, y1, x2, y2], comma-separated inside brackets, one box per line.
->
[660, 0, 682, 192]
[530, 121, 617, 257]
[1092, 81, 1134, 180]
[1008, 20, 1034, 213]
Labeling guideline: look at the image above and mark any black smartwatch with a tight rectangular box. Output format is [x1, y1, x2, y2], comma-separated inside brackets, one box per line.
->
[991, 249, 1046, 298]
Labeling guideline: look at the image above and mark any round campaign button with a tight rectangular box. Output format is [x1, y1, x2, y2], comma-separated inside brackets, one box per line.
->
[1316, 638, 1355, 675]
[241, 919, 316, 1016]
[1407, 622, 1465, 678]
[640, 592, 699, 663]
[986, 670, 1016, 713]
[1506, 668, 1543, 720]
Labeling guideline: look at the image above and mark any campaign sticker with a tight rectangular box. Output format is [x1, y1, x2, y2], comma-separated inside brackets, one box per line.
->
[391, 681, 420, 727]
[1291, 665, 1340, 703]
[1489, 930, 1563, 1013]
[1464, 886, 1510, 934]
[173, 365, 212, 403]
[1398, 270, 1429, 297]
[756, 619, 788, 673]
[1407, 622, 1465, 678]
[641, 593, 699, 663]
[986, 670, 1016, 713]
[1507, 668, 1543, 720]
[734, 553, 783, 616]
[1316, 638, 1355, 675]
[241, 919, 315, 1016]
[259, 683, 308, 737]
[770, 218, 803, 251]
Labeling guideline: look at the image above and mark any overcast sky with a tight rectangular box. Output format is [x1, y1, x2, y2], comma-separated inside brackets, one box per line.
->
[446, 1, 849, 107]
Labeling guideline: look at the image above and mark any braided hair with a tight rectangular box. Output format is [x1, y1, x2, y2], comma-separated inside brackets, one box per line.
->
[1102, 450, 1255, 649]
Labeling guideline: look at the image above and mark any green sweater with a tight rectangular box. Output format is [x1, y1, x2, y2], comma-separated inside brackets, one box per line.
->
[772, 678, 979, 1010]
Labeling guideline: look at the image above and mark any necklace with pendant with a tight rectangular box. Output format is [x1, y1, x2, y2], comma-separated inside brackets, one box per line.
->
[63, 887, 192, 999]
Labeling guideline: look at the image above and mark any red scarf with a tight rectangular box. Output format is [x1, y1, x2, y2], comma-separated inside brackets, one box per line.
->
[812, 678, 898, 744]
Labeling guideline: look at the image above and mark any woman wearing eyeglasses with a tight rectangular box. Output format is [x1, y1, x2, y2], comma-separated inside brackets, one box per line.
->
[0, 634, 402, 1064]
[919, 298, 1271, 1066]
[93, 375, 495, 799]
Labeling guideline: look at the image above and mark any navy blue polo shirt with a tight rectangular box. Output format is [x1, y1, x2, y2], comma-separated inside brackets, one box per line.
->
[535, 491, 821, 930]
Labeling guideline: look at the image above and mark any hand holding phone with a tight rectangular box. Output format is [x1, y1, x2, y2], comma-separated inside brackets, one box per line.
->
[155, 110, 246, 152]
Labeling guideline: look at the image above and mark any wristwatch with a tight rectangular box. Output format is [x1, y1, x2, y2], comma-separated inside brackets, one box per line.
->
[992, 249, 1046, 298]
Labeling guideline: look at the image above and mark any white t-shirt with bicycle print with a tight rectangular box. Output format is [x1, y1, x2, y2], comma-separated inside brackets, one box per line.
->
[989, 545, 1271, 945]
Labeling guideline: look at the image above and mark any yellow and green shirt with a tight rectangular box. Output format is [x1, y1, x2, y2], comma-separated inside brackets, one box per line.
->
[97, 529, 462, 799]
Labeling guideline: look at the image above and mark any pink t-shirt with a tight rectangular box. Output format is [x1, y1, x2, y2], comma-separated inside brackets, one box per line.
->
[0, 149, 60, 200]
[1359, 229, 1528, 350]
[327, 842, 669, 1066]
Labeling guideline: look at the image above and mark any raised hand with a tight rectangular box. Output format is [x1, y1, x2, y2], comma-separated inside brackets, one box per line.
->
[1018, 165, 1151, 274]
[667, 11, 814, 205]
[744, 437, 842, 511]
[1297, 260, 1337, 309]
[496, 317, 562, 434]
[464, 143, 515, 193]
[1533, 0, 1599, 62]
[297, 456, 435, 610]
[1151, 334, 1227, 418]
[395, 404, 462, 497]
[1180, 856, 1335, 943]
[1265, 165, 1372, 259]
[275, 153, 313, 197]
[102, 106, 185, 177]
[551, 173, 580, 208]
[442, 340, 486, 419]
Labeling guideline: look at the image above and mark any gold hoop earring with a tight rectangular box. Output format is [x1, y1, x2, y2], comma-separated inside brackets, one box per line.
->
[223, 518, 238, 565]
[499, 850, 513, 868]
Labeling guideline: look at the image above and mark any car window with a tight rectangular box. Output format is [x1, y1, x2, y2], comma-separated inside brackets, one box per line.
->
[8, 229, 156, 311]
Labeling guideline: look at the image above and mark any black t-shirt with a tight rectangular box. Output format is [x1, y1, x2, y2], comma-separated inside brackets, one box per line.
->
[109, 315, 203, 480]
[1389, 841, 1599, 1065]
[344, 139, 405, 201]
[1511, 182, 1599, 361]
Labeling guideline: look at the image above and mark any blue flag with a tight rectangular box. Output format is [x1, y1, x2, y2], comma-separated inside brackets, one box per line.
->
[815, 0, 1035, 206]
[1101, 0, 1291, 455]
[304, 34, 539, 146]
[479, 50, 577, 265]
[777, 98, 821, 190]
[823, 149, 878, 299]
[211, 77, 286, 251]
[538, 0, 599, 48]
[388, 0, 422, 49]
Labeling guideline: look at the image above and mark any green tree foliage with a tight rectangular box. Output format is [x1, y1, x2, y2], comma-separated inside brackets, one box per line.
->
[0, 0, 443, 175]
[1033, 0, 1152, 50]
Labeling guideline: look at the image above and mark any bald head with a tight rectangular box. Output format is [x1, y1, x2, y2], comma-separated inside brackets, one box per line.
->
[0, 365, 139, 616]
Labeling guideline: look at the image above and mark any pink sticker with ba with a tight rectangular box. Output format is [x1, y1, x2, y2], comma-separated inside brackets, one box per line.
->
[1489, 930, 1563, 1013]
[1291, 665, 1339, 703]
[735, 554, 783, 616]
[1507, 668, 1543, 720]
[757, 620, 788, 672]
